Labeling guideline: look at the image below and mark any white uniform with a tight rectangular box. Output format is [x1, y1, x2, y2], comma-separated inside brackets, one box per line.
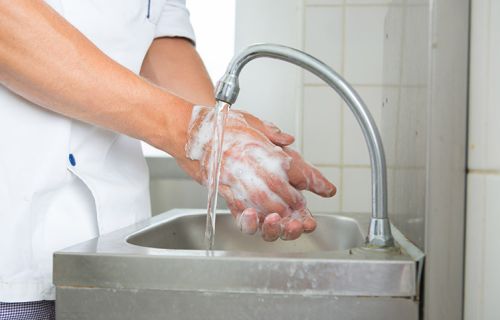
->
[0, 0, 195, 302]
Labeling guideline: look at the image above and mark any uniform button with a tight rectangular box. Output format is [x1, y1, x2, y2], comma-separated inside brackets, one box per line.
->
[69, 153, 76, 166]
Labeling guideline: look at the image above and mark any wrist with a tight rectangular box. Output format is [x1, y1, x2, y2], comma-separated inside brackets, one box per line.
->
[145, 90, 195, 159]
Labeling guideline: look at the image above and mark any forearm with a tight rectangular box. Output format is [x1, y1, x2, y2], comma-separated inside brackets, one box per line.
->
[0, 0, 191, 158]
[140, 37, 215, 106]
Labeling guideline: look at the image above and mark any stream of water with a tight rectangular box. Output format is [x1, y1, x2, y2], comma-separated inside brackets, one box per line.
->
[205, 101, 230, 250]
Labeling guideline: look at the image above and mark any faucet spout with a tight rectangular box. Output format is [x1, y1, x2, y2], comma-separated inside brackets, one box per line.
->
[215, 44, 394, 248]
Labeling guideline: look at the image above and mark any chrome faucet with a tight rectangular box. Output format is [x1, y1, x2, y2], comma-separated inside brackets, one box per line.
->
[215, 44, 394, 248]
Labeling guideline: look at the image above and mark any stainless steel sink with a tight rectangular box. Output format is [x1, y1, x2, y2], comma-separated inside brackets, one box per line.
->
[54, 209, 424, 320]
[127, 211, 364, 253]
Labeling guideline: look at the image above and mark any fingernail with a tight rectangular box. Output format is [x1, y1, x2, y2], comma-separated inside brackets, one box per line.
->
[327, 184, 337, 197]
[280, 219, 303, 241]
[262, 213, 281, 241]
[303, 214, 317, 233]
[238, 209, 259, 235]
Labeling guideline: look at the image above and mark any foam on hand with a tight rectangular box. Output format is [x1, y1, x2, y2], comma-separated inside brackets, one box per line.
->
[185, 105, 312, 239]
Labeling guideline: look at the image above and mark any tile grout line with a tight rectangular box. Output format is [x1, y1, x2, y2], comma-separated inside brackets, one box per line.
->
[316, 163, 370, 169]
[303, 83, 426, 88]
[307, 3, 407, 8]
[484, 0, 492, 174]
[313, 164, 429, 170]
[390, 0, 408, 214]
[479, 171, 487, 320]
[467, 169, 500, 176]
[299, 0, 306, 156]
[339, 0, 347, 212]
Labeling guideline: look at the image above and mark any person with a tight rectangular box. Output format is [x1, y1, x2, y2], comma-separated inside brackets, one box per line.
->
[0, 0, 336, 318]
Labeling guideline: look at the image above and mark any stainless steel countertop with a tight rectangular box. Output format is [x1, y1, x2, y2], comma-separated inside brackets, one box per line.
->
[54, 209, 424, 298]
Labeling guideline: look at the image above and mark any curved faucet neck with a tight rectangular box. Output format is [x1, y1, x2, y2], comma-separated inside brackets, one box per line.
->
[215, 44, 394, 248]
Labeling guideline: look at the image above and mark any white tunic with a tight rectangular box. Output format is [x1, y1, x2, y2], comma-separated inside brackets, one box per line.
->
[0, 0, 195, 302]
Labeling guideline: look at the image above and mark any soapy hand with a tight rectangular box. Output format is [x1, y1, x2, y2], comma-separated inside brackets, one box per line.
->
[183, 105, 336, 241]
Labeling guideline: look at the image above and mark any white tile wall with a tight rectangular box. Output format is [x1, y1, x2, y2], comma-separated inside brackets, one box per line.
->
[306, 0, 343, 7]
[344, 6, 389, 84]
[342, 167, 371, 212]
[303, 86, 342, 165]
[346, 0, 395, 4]
[464, 173, 485, 320]
[382, 5, 403, 86]
[400, 3, 428, 87]
[380, 86, 400, 167]
[465, 1, 500, 319]
[304, 7, 343, 84]
[234, 0, 302, 139]
[396, 87, 427, 168]
[405, 0, 429, 5]
[482, 175, 500, 320]
[391, 167, 425, 246]
[468, 0, 500, 171]
[302, 1, 391, 214]
[465, 174, 500, 320]
[467, 0, 489, 171]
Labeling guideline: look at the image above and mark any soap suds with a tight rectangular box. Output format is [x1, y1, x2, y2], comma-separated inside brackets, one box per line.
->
[185, 106, 310, 238]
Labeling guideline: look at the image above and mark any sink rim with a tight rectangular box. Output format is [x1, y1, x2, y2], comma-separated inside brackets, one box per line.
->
[125, 210, 367, 254]
[55, 209, 419, 260]
[54, 209, 424, 298]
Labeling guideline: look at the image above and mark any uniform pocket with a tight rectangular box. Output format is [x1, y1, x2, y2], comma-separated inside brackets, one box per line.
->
[30, 172, 98, 269]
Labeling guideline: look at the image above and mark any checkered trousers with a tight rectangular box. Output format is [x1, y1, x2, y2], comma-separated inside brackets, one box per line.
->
[0, 301, 55, 320]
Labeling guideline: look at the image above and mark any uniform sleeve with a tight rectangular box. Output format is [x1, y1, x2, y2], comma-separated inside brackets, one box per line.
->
[155, 0, 196, 44]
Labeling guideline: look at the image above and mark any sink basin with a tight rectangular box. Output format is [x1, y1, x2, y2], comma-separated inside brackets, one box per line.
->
[127, 212, 364, 253]
[54, 209, 424, 320]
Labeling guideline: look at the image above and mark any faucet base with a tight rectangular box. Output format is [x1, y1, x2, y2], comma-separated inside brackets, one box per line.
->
[366, 218, 395, 248]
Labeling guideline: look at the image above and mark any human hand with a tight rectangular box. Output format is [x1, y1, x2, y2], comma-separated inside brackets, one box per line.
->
[182, 105, 336, 241]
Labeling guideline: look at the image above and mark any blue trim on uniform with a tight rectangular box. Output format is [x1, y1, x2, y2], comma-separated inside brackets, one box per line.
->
[69, 153, 76, 166]
[147, 0, 151, 18]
